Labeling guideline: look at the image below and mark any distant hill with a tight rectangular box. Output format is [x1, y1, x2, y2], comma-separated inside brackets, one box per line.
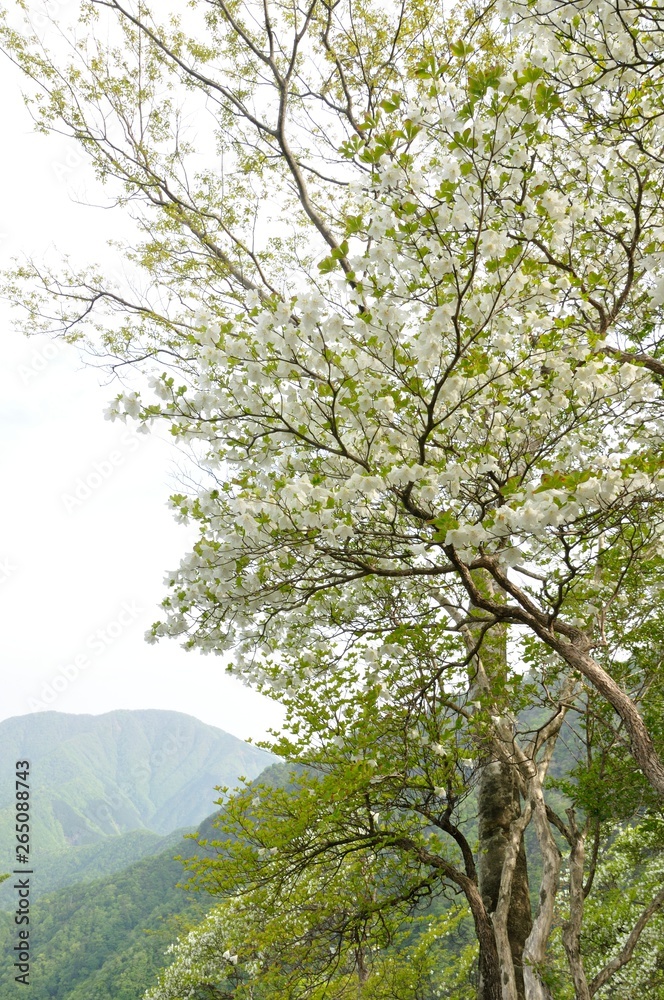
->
[0, 827, 191, 908]
[0, 710, 273, 866]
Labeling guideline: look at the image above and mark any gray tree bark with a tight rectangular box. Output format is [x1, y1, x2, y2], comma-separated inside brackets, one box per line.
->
[478, 760, 533, 1000]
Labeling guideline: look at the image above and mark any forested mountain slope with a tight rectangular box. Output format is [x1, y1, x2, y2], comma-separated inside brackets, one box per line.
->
[0, 709, 273, 863]
[0, 842, 210, 1000]
[0, 827, 191, 907]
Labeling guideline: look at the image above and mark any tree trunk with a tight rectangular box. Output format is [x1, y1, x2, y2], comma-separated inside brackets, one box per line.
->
[521, 776, 561, 1000]
[478, 760, 533, 1000]
[465, 876, 504, 1000]
[561, 820, 591, 1000]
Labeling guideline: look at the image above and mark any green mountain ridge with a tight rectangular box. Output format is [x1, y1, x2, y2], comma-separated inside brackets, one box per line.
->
[0, 709, 273, 867]
[0, 827, 191, 908]
[0, 708, 280, 1000]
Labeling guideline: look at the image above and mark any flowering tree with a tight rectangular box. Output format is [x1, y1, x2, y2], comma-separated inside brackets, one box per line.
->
[3, 0, 664, 998]
[144, 902, 246, 1000]
[144, 889, 475, 1000]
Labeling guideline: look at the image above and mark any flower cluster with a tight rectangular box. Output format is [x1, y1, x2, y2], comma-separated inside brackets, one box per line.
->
[97, 24, 664, 686]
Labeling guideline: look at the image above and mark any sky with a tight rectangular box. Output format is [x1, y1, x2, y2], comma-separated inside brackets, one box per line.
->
[0, 37, 284, 744]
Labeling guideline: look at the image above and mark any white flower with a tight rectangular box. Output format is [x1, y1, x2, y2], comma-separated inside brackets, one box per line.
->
[122, 392, 141, 419]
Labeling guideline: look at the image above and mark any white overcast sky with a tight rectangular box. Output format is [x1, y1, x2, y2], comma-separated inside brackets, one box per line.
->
[0, 38, 284, 744]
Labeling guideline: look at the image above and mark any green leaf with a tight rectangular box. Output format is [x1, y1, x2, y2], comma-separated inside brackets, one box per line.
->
[450, 40, 471, 58]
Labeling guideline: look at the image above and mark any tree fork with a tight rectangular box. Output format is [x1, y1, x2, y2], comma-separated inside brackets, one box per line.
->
[449, 551, 664, 799]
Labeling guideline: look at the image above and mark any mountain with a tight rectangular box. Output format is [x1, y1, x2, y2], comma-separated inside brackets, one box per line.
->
[0, 827, 192, 908]
[0, 769, 297, 999]
[0, 840, 211, 1000]
[0, 764, 297, 1000]
[0, 710, 273, 865]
